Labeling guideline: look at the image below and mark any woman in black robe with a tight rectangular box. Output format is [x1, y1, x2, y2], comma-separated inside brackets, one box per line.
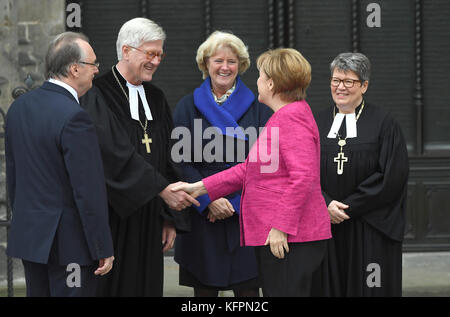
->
[314, 52, 409, 296]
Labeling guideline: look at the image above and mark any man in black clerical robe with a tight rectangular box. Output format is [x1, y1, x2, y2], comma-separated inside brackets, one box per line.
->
[315, 102, 409, 296]
[80, 18, 196, 296]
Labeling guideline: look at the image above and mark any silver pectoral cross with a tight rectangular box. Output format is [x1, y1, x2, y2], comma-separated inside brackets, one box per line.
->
[334, 150, 348, 175]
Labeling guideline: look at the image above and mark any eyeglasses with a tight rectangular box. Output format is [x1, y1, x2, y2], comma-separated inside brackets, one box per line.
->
[79, 61, 100, 68]
[128, 46, 165, 61]
[330, 77, 362, 88]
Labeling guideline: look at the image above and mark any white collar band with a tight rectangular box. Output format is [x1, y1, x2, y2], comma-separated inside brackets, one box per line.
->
[327, 112, 357, 138]
[126, 82, 153, 122]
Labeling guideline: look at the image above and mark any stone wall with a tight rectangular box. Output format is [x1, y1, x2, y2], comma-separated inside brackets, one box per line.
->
[0, 0, 65, 113]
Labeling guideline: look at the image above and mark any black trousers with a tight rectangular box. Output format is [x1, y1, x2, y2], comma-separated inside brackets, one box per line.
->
[22, 260, 98, 297]
[255, 239, 327, 297]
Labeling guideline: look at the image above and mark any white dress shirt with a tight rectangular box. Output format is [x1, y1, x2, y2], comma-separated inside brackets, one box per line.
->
[48, 78, 79, 103]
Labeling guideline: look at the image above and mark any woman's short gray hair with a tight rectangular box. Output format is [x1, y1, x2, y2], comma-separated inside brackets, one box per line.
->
[196, 31, 250, 79]
[45, 32, 89, 79]
[330, 52, 371, 82]
[116, 17, 166, 60]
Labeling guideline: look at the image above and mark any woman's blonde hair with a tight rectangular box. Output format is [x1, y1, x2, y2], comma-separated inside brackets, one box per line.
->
[256, 48, 311, 102]
[196, 31, 250, 79]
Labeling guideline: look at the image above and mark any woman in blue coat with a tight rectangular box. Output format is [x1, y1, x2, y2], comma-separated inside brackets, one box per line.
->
[173, 31, 272, 297]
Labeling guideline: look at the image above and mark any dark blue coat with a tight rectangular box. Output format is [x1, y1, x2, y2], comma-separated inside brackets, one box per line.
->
[5, 82, 113, 266]
[173, 77, 272, 287]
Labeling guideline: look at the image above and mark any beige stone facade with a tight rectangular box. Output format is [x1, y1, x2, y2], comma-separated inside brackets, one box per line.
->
[0, 0, 65, 112]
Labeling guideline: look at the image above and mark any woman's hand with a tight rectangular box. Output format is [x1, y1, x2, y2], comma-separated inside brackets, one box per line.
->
[328, 200, 350, 224]
[170, 181, 208, 199]
[160, 181, 201, 211]
[265, 228, 289, 259]
[207, 198, 235, 222]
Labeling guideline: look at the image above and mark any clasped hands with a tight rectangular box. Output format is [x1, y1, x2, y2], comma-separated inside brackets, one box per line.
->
[166, 181, 234, 222]
[207, 198, 235, 222]
[159, 181, 201, 211]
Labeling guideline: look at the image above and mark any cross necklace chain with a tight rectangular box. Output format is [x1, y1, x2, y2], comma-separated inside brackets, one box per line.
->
[112, 66, 152, 153]
[333, 100, 365, 175]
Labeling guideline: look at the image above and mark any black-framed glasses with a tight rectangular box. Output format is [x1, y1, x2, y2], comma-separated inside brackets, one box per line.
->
[128, 45, 165, 61]
[79, 61, 100, 68]
[330, 77, 362, 88]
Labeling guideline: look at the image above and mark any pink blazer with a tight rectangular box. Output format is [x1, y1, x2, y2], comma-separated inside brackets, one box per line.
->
[203, 100, 331, 246]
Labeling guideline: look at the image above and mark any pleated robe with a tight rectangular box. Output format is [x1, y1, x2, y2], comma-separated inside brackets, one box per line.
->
[314, 102, 409, 296]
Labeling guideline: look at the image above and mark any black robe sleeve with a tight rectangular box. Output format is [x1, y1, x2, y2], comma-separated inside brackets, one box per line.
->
[80, 86, 170, 219]
[342, 114, 409, 240]
[342, 114, 409, 215]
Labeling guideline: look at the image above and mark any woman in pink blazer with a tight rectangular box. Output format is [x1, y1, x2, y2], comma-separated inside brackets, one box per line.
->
[173, 48, 331, 296]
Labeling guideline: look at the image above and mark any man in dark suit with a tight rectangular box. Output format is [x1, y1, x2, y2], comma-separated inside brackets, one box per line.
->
[5, 32, 114, 297]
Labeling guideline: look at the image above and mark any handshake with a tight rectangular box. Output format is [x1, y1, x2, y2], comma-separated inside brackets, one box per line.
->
[159, 181, 207, 211]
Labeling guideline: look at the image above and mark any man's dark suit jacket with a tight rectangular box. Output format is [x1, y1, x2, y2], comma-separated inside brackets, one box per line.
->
[5, 81, 113, 266]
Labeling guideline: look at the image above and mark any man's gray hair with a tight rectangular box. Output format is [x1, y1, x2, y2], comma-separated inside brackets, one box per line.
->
[330, 52, 371, 82]
[45, 32, 89, 79]
[116, 17, 166, 60]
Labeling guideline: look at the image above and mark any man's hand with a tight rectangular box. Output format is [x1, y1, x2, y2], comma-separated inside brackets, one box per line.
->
[170, 181, 208, 199]
[94, 256, 114, 276]
[327, 200, 350, 224]
[162, 222, 176, 253]
[207, 198, 235, 223]
[159, 181, 200, 211]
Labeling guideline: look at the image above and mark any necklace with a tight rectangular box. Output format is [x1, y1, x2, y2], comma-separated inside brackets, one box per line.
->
[111, 66, 152, 153]
[333, 100, 365, 175]
[211, 82, 236, 105]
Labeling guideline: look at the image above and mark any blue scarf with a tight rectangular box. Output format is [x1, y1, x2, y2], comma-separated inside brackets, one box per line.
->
[192, 76, 255, 214]
[193, 76, 255, 140]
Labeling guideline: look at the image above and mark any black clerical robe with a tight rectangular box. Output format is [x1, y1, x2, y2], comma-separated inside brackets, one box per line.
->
[315, 102, 409, 297]
[80, 66, 189, 296]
